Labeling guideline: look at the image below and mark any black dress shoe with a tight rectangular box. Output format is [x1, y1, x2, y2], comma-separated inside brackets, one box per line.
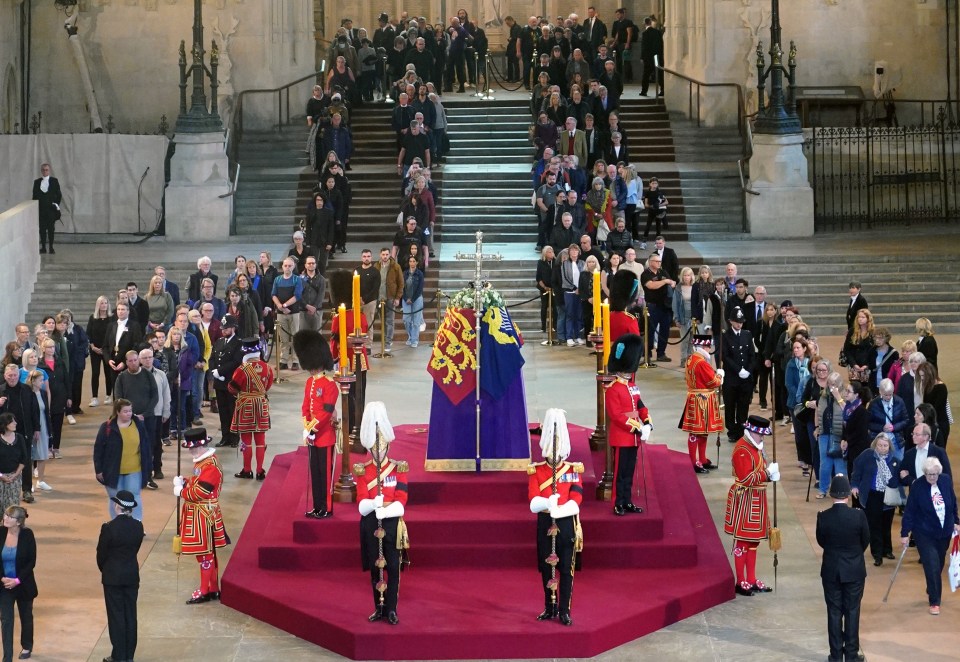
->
[558, 613, 573, 626]
[884, 552, 896, 560]
[613, 505, 627, 516]
[39, 247, 47, 254]
[735, 582, 755, 596]
[154, 471, 164, 480]
[255, 470, 267, 481]
[751, 581, 772, 593]
[656, 355, 671, 362]
[701, 459, 716, 469]
[306, 509, 333, 519]
[694, 464, 709, 474]
[368, 610, 383, 622]
[186, 593, 212, 604]
[208, 591, 221, 601]
[624, 503, 643, 513]
[846, 653, 866, 661]
[49, 247, 55, 254]
[387, 611, 399, 625]
[340, 246, 347, 253]
[536, 607, 557, 620]
[215, 439, 229, 447]
[234, 470, 254, 479]
[873, 557, 882, 566]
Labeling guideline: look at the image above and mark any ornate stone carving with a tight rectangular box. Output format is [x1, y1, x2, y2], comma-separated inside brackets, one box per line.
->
[212, 14, 239, 127]
[739, 0, 771, 113]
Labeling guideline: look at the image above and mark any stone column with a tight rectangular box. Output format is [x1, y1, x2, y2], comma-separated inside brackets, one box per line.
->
[164, 132, 232, 239]
[746, 130, 813, 238]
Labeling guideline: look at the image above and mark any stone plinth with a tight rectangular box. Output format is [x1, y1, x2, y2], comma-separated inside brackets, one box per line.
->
[165, 132, 231, 239]
[746, 132, 814, 238]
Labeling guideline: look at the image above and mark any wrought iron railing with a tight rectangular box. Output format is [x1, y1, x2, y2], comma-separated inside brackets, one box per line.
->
[804, 109, 960, 231]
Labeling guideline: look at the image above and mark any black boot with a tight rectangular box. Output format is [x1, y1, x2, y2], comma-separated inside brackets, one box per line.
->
[536, 605, 557, 620]
[39, 244, 47, 254]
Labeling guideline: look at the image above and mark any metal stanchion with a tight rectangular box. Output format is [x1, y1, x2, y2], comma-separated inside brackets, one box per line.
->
[483, 52, 495, 100]
[638, 306, 656, 369]
[273, 317, 287, 383]
[545, 289, 554, 346]
[472, 50, 485, 99]
[372, 300, 391, 359]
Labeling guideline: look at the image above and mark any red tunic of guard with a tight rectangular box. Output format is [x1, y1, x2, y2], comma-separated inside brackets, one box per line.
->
[302, 373, 339, 447]
[605, 376, 650, 448]
[179, 452, 229, 555]
[355, 459, 409, 505]
[330, 312, 370, 372]
[723, 437, 772, 541]
[608, 311, 640, 343]
[527, 461, 585, 503]
[680, 352, 723, 434]
[228, 359, 274, 432]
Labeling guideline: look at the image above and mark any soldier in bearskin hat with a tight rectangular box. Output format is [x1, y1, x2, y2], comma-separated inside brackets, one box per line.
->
[328, 270, 370, 434]
[528, 408, 583, 626]
[605, 333, 653, 516]
[175, 427, 230, 604]
[354, 402, 408, 625]
[679, 334, 724, 473]
[228, 337, 274, 480]
[724, 415, 780, 596]
[294, 329, 340, 519]
[607, 270, 641, 341]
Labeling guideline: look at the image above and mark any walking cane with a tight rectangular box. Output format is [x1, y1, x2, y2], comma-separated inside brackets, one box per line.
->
[805, 459, 814, 502]
[882, 544, 910, 602]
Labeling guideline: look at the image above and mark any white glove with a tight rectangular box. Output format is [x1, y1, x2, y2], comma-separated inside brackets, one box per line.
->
[212, 369, 224, 381]
[302, 428, 312, 441]
[358, 498, 377, 516]
[716, 368, 725, 381]
[550, 500, 580, 519]
[768, 471, 781, 482]
[549, 493, 561, 507]
[376, 501, 404, 519]
[766, 462, 779, 477]
[374, 494, 384, 509]
[173, 475, 184, 497]
[738, 368, 750, 379]
[530, 496, 551, 513]
[640, 424, 652, 441]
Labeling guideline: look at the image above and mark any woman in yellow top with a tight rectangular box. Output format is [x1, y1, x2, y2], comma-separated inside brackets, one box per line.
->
[92, 399, 152, 520]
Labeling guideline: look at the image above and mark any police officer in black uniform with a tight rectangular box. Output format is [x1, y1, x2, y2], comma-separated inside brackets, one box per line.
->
[209, 315, 244, 447]
[722, 306, 756, 442]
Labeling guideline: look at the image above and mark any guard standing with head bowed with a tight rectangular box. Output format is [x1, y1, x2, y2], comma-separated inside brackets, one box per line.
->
[174, 427, 230, 604]
[722, 305, 756, 443]
[680, 333, 724, 474]
[528, 408, 583, 626]
[294, 329, 340, 519]
[724, 415, 779, 596]
[607, 270, 641, 340]
[605, 333, 652, 516]
[354, 402, 408, 625]
[228, 337, 274, 480]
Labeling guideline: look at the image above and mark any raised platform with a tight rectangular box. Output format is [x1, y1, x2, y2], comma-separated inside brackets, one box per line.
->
[220, 424, 734, 660]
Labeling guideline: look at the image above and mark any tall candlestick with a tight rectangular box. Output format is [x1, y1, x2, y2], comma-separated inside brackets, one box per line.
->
[352, 270, 361, 331]
[601, 301, 611, 369]
[338, 304, 348, 371]
[592, 270, 601, 333]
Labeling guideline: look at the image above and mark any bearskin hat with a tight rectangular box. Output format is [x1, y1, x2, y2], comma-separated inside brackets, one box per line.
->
[606, 333, 643, 374]
[608, 270, 639, 312]
[328, 269, 353, 309]
[293, 329, 334, 372]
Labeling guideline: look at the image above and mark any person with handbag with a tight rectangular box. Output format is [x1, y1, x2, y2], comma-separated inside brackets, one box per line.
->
[851, 433, 901, 566]
[816, 372, 849, 499]
[0, 506, 36, 662]
[900, 457, 960, 616]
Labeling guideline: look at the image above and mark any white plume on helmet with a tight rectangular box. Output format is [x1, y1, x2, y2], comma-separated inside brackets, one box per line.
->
[360, 401, 395, 450]
[540, 408, 571, 462]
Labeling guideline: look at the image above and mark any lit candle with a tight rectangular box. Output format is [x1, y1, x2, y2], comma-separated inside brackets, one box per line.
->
[338, 304, 348, 371]
[592, 270, 601, 333]
[352, 270, 361, 331]
[601, 301, 611, 369]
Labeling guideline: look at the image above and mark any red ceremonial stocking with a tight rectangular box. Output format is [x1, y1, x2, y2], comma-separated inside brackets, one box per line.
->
[687, 434, 700, 465]
[240, 433, 253, 471]
[733, 541, 748, 584]
[697, 435, 708, 464]
[198, 554, 216, 594]
[254, 431, 267, 472]
[745, 542, 760, 585]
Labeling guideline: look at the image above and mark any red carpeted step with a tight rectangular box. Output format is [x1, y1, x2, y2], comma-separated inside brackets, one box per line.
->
[222, 425, 735, 659]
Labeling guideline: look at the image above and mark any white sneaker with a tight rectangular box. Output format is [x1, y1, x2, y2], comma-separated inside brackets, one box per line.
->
[575, 338, 586, 346]
[89, 398, 100, 407]
[67, 415, 77, 425]
[36, 481, 52, 492]
[566, 339, 575, 347]
[540, 339, 551, 346]
[640, 242, 647, 250]
[104, 396, 113, 404]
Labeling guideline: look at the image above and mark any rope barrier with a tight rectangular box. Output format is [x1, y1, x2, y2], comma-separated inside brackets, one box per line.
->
[486, 52, 526, 92]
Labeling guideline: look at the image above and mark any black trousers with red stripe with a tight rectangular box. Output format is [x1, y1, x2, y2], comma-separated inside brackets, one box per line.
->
[308, 445, 335, 513]
[613, 446, 638, 508]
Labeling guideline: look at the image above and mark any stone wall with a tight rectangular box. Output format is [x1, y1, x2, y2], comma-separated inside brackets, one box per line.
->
[0, 201, 39, 337]
[0, 0, 23, 134]
[665, 0, 948, 127]
[23, 0, 314, 134]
